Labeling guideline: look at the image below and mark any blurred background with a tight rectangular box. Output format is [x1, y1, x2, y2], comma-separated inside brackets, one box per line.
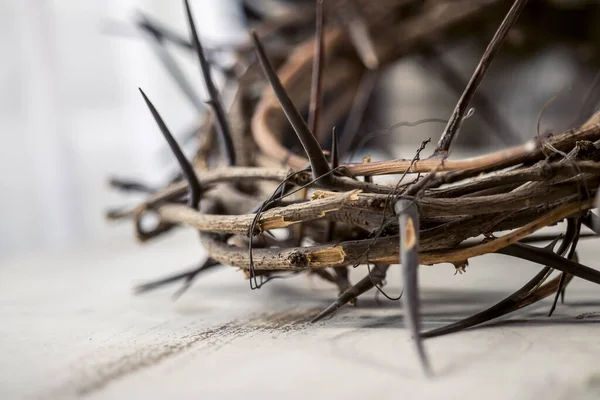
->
[1, 0, 599, 261]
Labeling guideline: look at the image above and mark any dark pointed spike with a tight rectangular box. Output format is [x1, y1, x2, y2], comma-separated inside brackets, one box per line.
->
[331, 128, 339, 169]
[312, 265, 389, 323]
[434, 0, 530, 157]
[183, 0, 236, 166]
[136, 14, 205, 112]
[251, 31, 332, 183]
[134, 258, 219, 294]
[497, 242, 600, 286]
[139, 88, 202, 209]
[424, 234, 563, 338]
[172, 258, 221, 300]
[548, 272, 567, 317]
[519, 232, 596, 244]
[423, 266, 551, 339]
[395, 199, 431, 376]
[308, 0, 325, 137]
[134, 270, 197, 294]
[548, 219, 581, 316]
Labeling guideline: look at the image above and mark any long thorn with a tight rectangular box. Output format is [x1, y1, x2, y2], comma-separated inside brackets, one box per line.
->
[137, 13, 205, 113]
[423, 235, 563, 338]
[312, 264, 390, 323]
[395, 199, 431, 376]
[184, 0, 236, 166]
[548, 218, 581, 316]
[308, 0, 325, 138]
[251, 31, 332, 183]
[434, 0, 529, 158]
[139, 88, 202, 209]
[497, 242, 600, 286]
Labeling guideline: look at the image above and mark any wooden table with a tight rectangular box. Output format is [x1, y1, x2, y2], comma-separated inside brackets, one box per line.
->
[2, 228, 600, 399]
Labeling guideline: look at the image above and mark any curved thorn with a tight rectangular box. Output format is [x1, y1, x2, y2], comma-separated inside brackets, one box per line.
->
[423, 234, 564, 339]
[139, 88, 202, 209]
[497, 242, 600, 286]
[548, 218, 581, 316]
[251, 30, 331, 183]
[396, 199, 431, 376]
[184, 0, 236, 166]
[312, 264, 390, 323]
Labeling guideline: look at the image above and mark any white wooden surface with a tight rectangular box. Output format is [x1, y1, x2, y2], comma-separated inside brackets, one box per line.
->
[2, 226, 600, 400]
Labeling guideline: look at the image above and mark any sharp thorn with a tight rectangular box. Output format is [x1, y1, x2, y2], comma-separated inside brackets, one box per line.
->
[312, 265, 389, 323]
[139, 88, 202, 210]
[497, 242, 600, 286]
[396, 199, 431, 376]
[331, 127, 339, 169]
[184, 0, 236, 166]
[251, 30, 331, 183]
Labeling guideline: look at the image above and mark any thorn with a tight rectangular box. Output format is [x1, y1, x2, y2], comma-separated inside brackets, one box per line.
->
[497, 242, 600, 286]
[548, 219, 581, 316]
[139, 88, 202, 210]
[136, 13, 205, 113]
[395, 199, 431, 376]
[184, 0, 236, 166]
[251, 31, 332, 183]
[312, 265, 389, 323]
[172, 258, 221, 300]
[434, 0, 530, 157]
[134, 258, 219, 294]
[331, 127, 339, 169]
[423, 233, 565, 339]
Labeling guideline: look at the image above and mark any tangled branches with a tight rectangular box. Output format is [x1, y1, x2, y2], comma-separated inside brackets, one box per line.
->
[107, 0, 600, 374]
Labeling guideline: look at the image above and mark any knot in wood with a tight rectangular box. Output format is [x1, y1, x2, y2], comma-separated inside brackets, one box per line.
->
[288, 251, 309, 269]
